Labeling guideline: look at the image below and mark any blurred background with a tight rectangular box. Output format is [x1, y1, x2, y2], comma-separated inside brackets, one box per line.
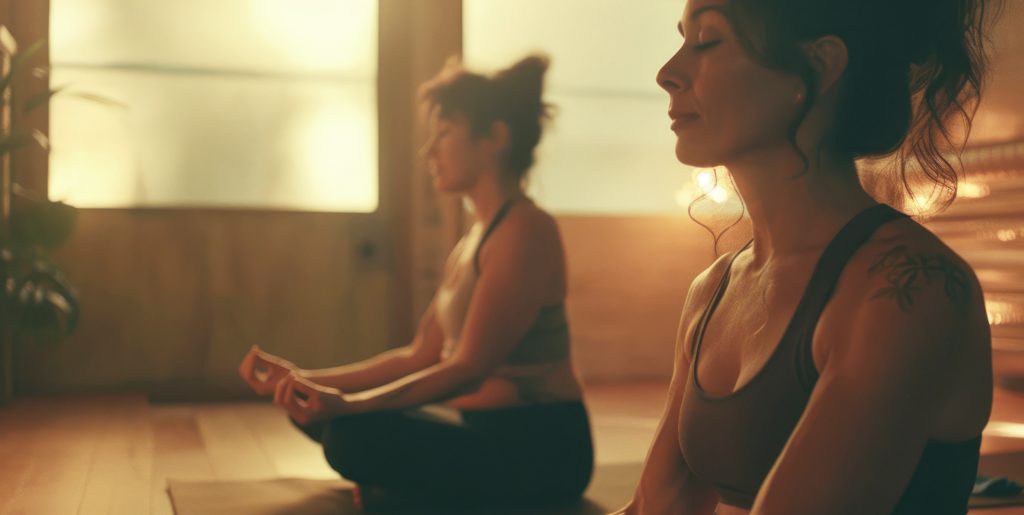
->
[1, 0, 1023, 401]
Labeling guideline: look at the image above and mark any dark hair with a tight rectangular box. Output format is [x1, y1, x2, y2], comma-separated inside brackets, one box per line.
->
[419, 55, 552, 181]
[719, 0, 1000, 211]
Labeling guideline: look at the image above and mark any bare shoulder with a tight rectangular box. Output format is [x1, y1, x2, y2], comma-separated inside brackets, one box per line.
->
[483, 201, 563, 258]
[477, 201, 566, 297]
[677, 248, 745, 362]
[819, 216, 991, 435]
[840, 217, 982, 318]
[823, 216, 990, 379]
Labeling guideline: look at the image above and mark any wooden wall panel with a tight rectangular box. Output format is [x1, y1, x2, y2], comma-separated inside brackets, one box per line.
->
[558, 214, 750, 383]
[970, 0, 1024, 144]
[923, 140, 1024, 389]
[15, 210, 395, 398]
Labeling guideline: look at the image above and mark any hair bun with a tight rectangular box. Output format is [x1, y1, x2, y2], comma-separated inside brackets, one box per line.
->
[492, 54, 550, 114]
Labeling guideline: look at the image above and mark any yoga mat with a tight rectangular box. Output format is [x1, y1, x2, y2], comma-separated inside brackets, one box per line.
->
[970, 451, 1024, 509]
[168, 462, 642, 515]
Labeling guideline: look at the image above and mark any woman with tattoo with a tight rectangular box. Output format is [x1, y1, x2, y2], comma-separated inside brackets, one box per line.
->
[618, 1, 999, 514]
[238, 55, 593, 511]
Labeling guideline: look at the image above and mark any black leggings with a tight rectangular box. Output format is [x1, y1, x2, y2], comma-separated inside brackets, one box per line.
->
[294, 401, 594, 508]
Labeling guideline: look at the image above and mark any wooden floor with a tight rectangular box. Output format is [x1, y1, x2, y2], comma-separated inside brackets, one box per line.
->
[0, 381, 1022, 515]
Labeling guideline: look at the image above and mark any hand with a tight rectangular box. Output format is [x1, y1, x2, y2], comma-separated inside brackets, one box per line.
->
[274, 372, 353, 424]
[238, 345, 299, 396]
[608, 502, 636, 515]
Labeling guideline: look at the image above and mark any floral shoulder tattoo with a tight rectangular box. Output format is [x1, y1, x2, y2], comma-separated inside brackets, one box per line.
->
[867, 245, 971, 313]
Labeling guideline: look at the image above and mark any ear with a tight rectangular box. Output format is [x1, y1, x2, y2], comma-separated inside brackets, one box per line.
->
[486, 120, 511, 155]
[805, 35, 849, 95]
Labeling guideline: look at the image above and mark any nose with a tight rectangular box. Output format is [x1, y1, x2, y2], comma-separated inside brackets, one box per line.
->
[419, 136, 436, 161]
[656, 49, 691, 93]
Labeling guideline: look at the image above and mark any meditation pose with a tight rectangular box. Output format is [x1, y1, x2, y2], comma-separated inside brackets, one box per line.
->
[619, 0, 997, 513]
[240, 55, 593, 511]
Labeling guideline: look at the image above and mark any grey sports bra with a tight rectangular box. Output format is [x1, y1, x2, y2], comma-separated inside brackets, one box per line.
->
[434, 198, 571, 367]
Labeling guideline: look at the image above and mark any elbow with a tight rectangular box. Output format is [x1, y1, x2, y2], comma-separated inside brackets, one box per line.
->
[406, 345, 441, 370]
[446, 357, 492, 391]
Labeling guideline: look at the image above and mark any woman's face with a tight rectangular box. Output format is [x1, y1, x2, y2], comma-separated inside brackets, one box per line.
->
[657, 0, 805, 167]
[422, 110, 488, 193]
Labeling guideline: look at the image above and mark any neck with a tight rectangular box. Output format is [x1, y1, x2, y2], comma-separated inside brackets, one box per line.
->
[725, 145, 877, 264]
[465, 171, 524, 225]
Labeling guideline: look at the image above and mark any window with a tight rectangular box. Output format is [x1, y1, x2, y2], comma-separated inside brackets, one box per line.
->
[465, 1, 724, 215]
[49, 0, 378, 212]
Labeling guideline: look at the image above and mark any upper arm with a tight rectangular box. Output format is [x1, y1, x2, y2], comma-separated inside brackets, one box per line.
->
[447, 210, 562, 376]
[633, 257, 735, 513]
[752, 244, 985, 515]
[408, 298, 445, 367]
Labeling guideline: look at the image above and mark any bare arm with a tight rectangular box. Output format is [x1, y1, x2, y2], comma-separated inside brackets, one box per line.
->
[619, 356, 719, 514]
[300, 301, 446, 393]
[617, 260, 736, 515]
[750, 245, 989, 514]
[343, 209, 562, 414]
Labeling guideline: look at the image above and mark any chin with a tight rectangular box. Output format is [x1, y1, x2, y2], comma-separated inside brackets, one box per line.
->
[432, 177, 466, 195]
[673, 140, 722, 168]
[431, 176, 451, 193]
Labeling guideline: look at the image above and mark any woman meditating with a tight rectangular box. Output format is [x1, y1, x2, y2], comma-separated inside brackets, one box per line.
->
[239, 55, 593, 511]
[618, 0, 998, 513]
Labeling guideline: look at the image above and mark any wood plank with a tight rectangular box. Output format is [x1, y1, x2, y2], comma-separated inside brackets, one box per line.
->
[149, 405, 215, 515]
[0, 398, 52, 512]
[234, 402, 340, 481]
[76, 395, 152, 515]
[0, 397, 110, 515]
[193, 403, 277, 481]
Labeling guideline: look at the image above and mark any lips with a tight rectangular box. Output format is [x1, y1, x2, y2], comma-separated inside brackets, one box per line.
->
[669, 111, 701, 130]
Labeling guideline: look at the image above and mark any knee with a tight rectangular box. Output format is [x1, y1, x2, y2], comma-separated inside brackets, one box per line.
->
[320, 413, 395, 481]
[290, 417, 326, 443]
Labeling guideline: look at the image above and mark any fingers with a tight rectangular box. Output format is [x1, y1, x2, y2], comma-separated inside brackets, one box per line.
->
[239, 346, 269, 395]
[289, 376, 318, 409]
[274, 373, 290, 406]
[282, 376, 308, 422]
[240, 345, 298, 397]
[238, 346, 257, 380]
[272, 373, 327, 424]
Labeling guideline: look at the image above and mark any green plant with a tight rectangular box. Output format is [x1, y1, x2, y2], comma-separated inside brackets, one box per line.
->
[1, 28, 80, 402]
[1, 189, 79, 344]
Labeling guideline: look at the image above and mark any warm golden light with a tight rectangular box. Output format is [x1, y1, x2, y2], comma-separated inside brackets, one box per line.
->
[696, 170, 717, 192]
[674, 168, 737, 207]
[996, 229, 1023, 243]
[985, 422, 1024, 439]
[708, 187, 729, 204]
[466, 0, 687, 215]
[986, 299, 1024, 326]
[247, 0, 376, 73]
[48, 0, 378, 211]
[957, 181, 991, 199]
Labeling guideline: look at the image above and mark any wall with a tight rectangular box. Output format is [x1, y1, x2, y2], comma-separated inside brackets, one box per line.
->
[13, 0, 463, 399]
[561, 214, 749, 382]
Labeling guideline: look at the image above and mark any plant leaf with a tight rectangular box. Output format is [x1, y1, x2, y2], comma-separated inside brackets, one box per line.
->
[67, 91, 129, 109]
[22, 86, 67, 113]
[0, 40, 44, 95]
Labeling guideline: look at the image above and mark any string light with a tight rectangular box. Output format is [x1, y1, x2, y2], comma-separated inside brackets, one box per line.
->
[675, 168, 732, 206]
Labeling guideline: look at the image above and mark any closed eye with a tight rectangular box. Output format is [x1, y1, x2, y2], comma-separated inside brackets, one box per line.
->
[694, 40, 722, 52]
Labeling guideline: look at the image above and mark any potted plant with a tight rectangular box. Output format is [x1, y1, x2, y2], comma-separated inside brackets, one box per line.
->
[0, 27, 80, 404]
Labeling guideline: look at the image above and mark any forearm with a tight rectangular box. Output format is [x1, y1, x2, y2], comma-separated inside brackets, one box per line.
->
[628, 385, 718, 514]
[343, 360, 479, 413]
[301, 346, 430, 393]
[629, 468, 717, 515]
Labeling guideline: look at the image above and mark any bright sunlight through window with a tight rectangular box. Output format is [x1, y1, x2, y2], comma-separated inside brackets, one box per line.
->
[465, 0, 700, 215]
[49, 0, 378, 212]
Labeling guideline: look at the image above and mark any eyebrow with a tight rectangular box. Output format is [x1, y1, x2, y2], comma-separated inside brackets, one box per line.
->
[677, 5, 725, 37]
